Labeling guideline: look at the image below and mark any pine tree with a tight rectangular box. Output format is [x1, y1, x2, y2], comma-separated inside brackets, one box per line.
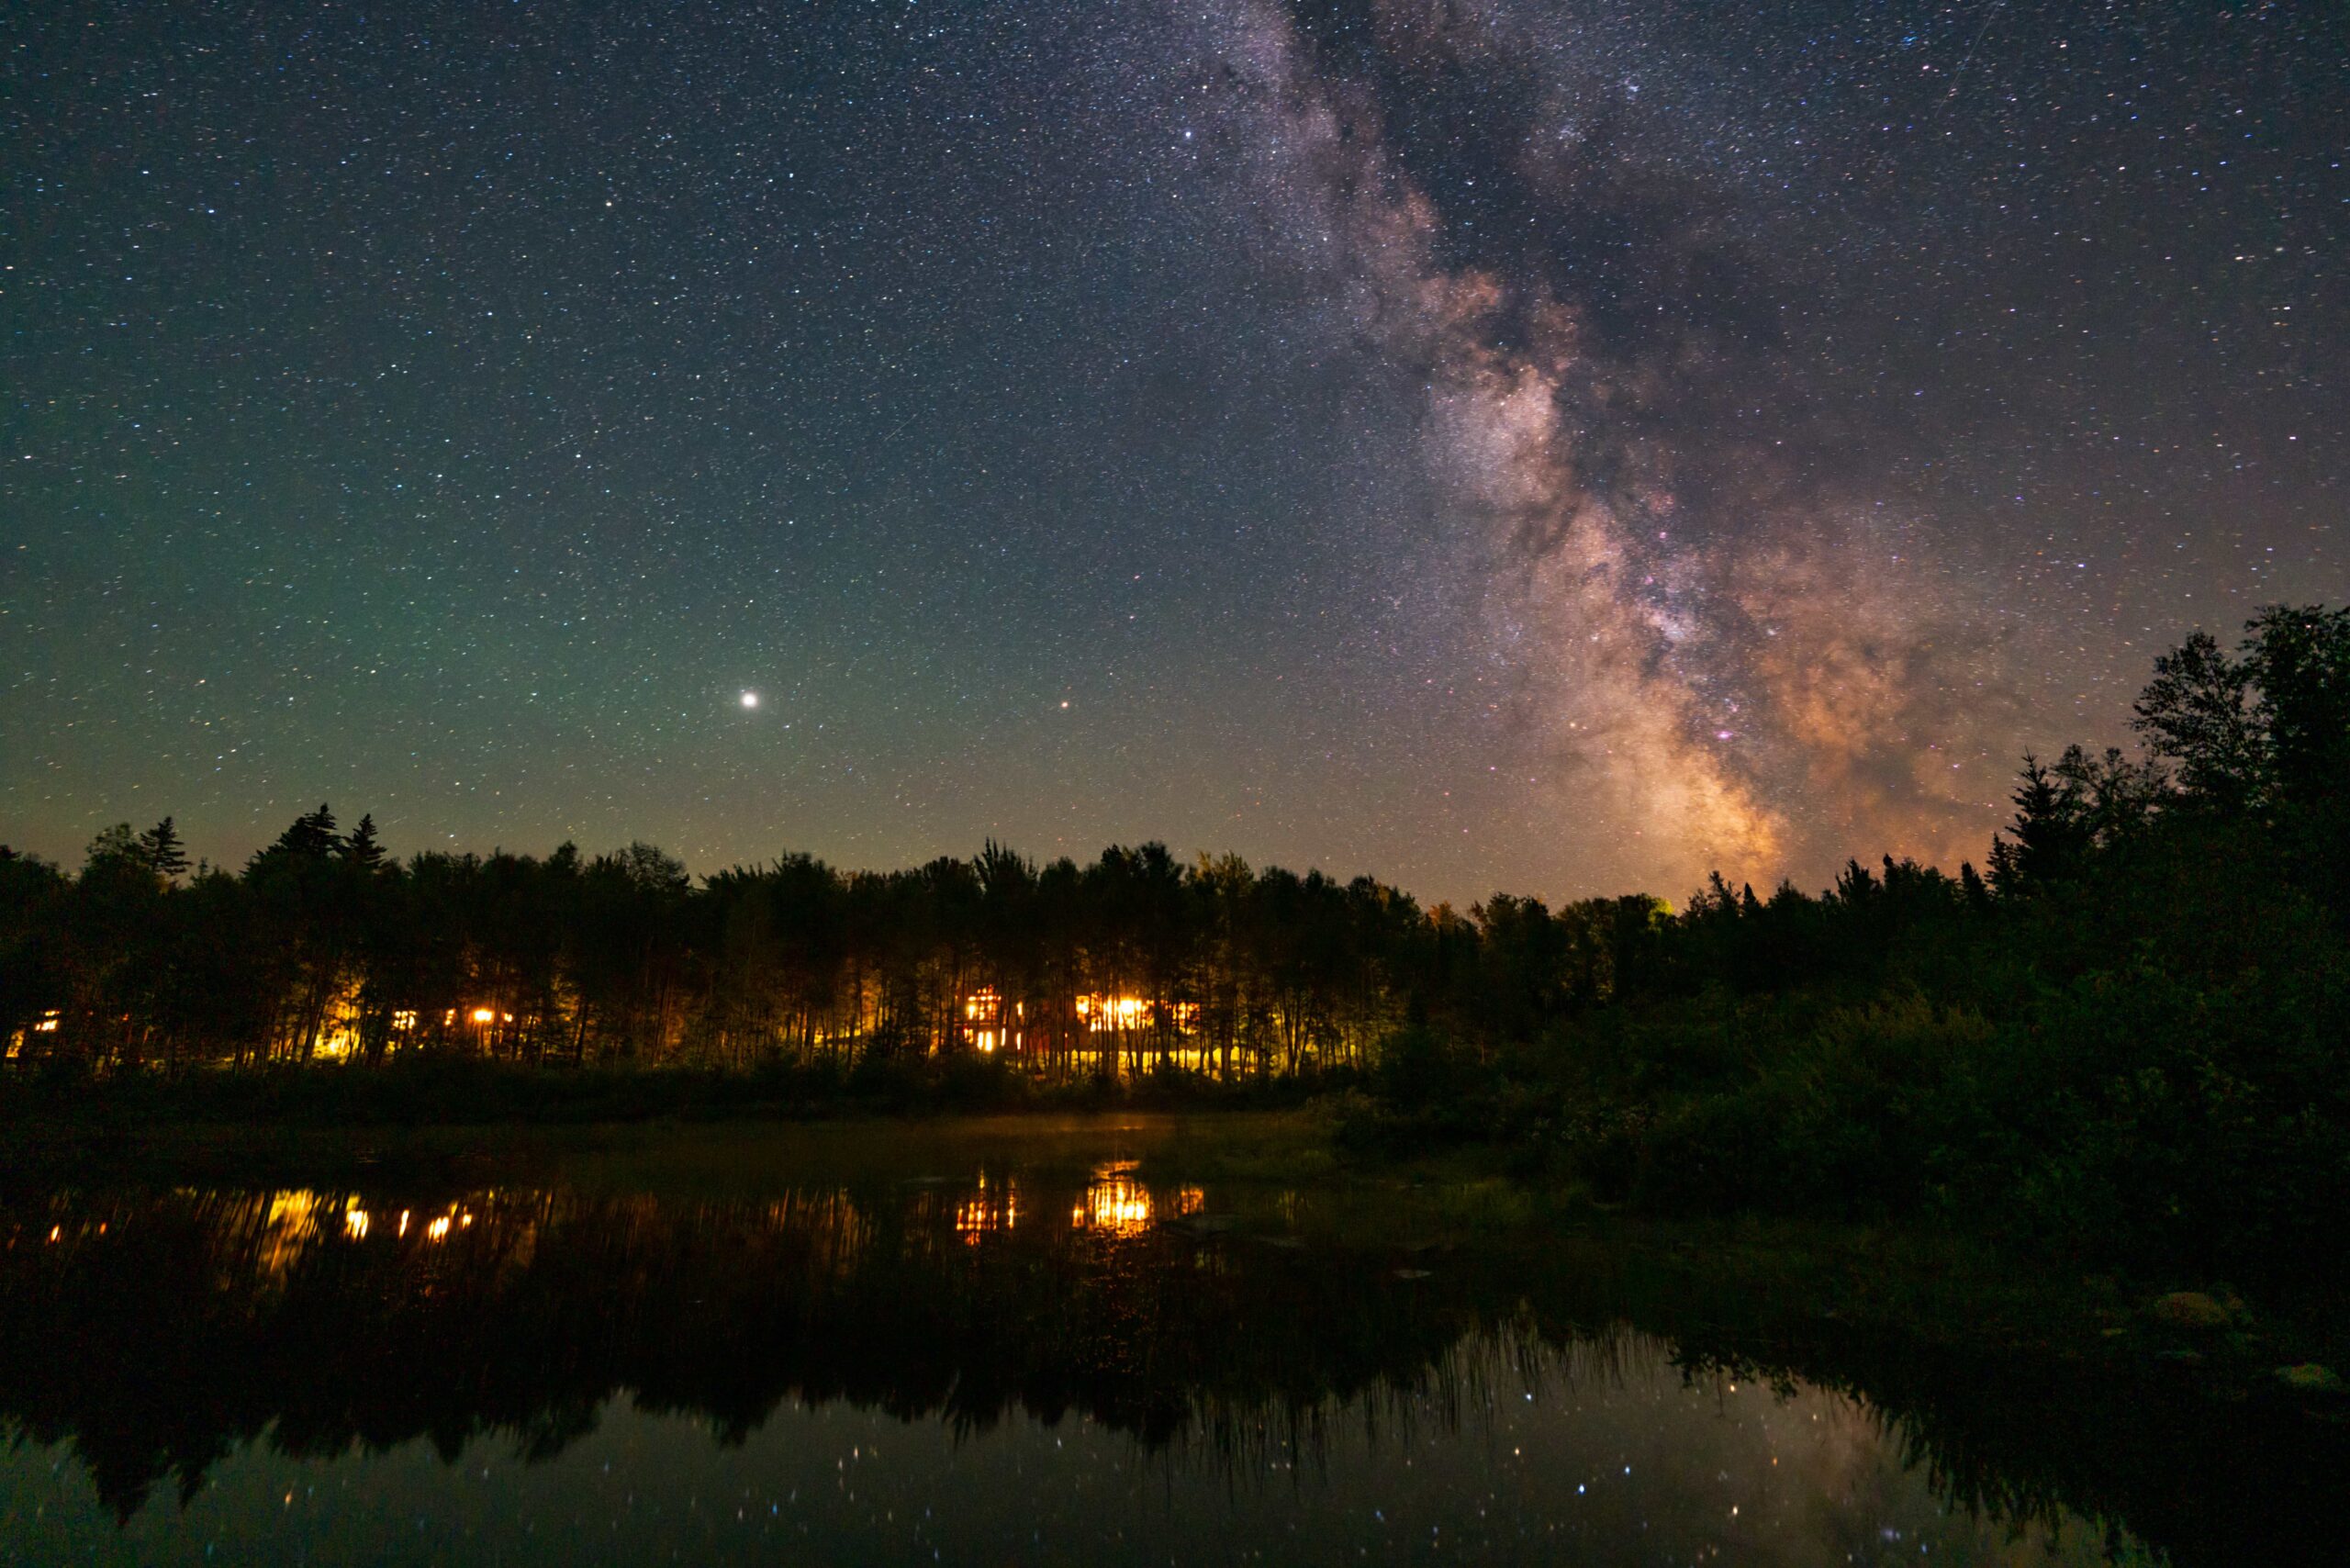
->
[268, 804, 339, 860]
[137, 817, 189, 879]
[1986, 754, 2090, 894]
[341, 812, 386, 871]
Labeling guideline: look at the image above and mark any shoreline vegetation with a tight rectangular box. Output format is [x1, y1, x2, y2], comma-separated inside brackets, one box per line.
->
[6, 607, 2347, 1363]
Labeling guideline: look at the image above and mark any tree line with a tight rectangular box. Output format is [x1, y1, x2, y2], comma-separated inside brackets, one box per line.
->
[2, 606, 2344, 1111]
[1351, 604, 2349, 1291]
[0, 804, 1673, 1080]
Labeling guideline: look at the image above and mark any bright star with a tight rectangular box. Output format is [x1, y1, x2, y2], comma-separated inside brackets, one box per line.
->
[740, 691, 759, 710]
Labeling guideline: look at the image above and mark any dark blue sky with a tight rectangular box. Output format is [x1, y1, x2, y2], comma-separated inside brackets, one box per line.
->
[5, 1, 2342, 902]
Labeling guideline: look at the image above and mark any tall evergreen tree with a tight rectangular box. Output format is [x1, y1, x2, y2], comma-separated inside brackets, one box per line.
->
[1986, 754, 2090, 894]
[341, 812, 387, 872]
[136, 817, 189, 879]
[261, 804, 340, 863]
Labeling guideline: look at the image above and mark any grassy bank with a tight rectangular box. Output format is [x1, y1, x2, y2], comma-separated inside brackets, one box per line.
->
[0, 1054, 1340, 1179]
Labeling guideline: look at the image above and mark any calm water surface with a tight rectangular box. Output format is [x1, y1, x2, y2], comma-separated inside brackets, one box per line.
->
[0, 1132, 2327, 1565]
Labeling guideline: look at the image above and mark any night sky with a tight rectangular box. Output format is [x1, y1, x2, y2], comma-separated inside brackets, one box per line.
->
[5, 1, 2343, 904]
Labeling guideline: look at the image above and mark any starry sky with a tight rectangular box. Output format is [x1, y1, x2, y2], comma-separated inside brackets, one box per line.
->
[4, 0, 2343, 903]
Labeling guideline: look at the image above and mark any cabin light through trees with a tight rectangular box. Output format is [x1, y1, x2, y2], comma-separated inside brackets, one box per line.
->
[963, 989, 1008, 1051]
[7, 1010, 63, 1058]
[955, 991, 1212, 1056]
[1071, 995, 1198, 1032]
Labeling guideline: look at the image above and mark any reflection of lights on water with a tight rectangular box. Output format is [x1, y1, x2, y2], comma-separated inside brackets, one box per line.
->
[954, 1174, 1020, 1241]
[1069, 1163, 1204, 1236]
[330, 1197, 473, 1247]
[256, 1191, 328, 1278]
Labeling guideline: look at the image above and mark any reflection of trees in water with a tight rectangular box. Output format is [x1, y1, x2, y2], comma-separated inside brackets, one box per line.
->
[1, 1178, 1479, 1517]
[0, 1184, 2333, 1564]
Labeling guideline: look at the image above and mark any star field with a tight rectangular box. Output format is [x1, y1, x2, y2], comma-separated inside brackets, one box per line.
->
[3, 0, 2342, 902]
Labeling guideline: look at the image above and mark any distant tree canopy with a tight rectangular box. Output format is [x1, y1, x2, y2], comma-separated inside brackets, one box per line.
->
[1, 605, 2344, 1091]
[0, 803, 1684, 1080]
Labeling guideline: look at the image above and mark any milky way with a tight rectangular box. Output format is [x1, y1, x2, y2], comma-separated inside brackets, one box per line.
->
[2, 1, 2342, 902]
[1188, 0, 2044, 890]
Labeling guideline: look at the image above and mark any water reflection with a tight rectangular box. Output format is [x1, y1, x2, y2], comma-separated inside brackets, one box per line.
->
[0, 1170, 2333, 1564]
[1071, 1159, 1202, 1235]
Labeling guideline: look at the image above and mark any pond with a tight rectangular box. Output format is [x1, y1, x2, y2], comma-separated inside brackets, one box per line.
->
[0, 1123, 2332, 1565]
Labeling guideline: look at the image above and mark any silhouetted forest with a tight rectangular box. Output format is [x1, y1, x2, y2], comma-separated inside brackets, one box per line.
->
[5, 606, 2346, 1280]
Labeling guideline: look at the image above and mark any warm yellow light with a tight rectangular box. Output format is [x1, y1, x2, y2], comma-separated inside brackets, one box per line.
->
[33, 1011, 60, 1034]
[955, 1176, 1020, 1241]
[391, 1010, 417, 1031]
[1075, 994, 1151, 1032]
[469, 1007, 496, 1024]
[344, 1208, 370, 1239]
[426, 1215, 452, 1242]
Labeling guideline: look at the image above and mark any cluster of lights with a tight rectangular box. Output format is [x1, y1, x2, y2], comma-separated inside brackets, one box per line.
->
[1073, 995, 1201, 1034]
[341, 1198, 476, 1243]
[1068, 1162, 1203, 1237]
[963, 989, 1013, 1052]
[953, 1174, 1020, 1240]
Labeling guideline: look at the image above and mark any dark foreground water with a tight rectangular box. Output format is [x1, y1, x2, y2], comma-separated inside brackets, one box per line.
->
[0, 1132, 2335, 1565]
